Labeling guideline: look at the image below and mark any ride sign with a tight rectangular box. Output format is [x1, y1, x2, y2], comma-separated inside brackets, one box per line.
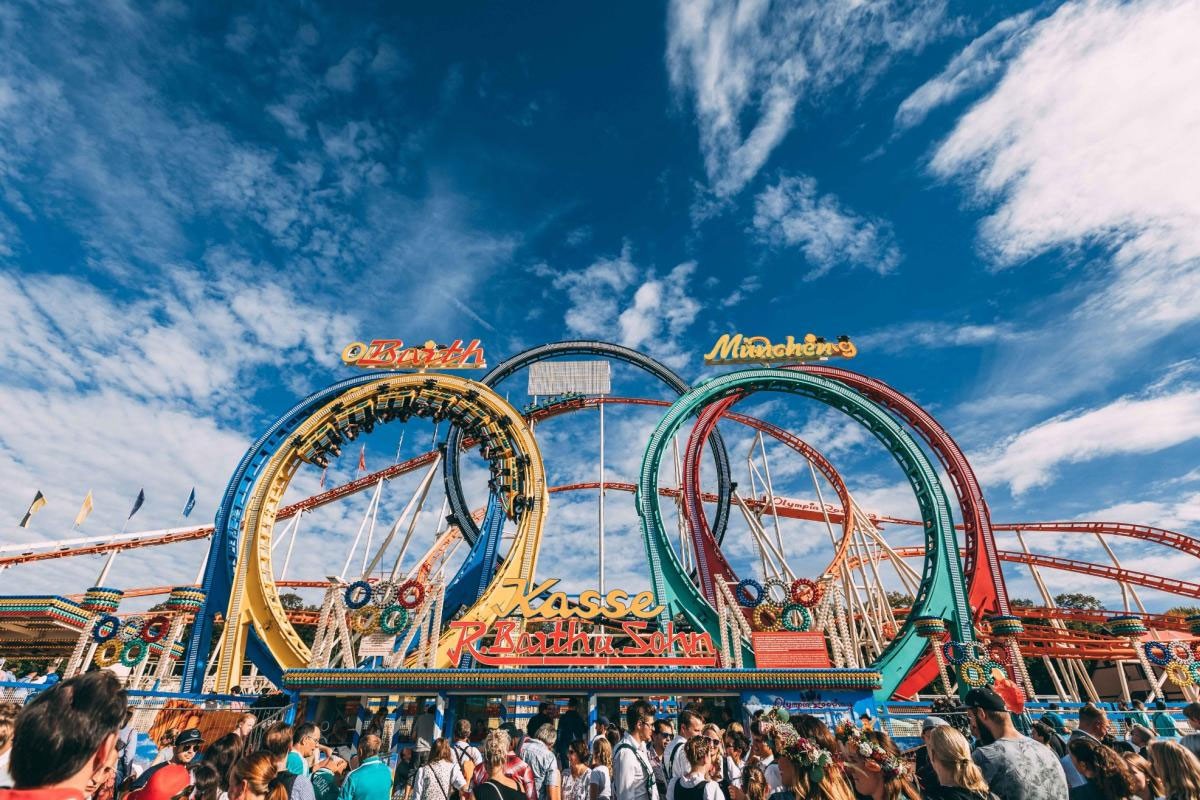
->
[704, 333, 857, 365]
[342, 339, 486, 370]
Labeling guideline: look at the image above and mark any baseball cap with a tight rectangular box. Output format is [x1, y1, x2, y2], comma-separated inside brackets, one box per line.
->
[596, 716, 610, 727]
[921, 716, 950, 732]
[960, 687, 1008, 713]
[175, 728, 204, 748]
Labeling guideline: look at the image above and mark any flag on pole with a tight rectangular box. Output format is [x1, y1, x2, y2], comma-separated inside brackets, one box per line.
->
[128, 489, 145, 520]
[358, 445, 366, 473]
[18, 491, 47, 528]
[320, 468, 327, 489]
[182, 488, 196, 518]
[74, 490, 94, 527]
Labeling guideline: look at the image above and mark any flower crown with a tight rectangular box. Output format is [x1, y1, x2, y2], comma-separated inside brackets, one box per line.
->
[834, 722, 908, 781]
[782, 737, 835, 785]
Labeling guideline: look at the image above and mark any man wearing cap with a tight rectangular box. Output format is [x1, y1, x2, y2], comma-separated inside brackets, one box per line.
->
[914, 717, 949, 800]
[127, 729, 203, 800]
[962, 687, 1067, 800]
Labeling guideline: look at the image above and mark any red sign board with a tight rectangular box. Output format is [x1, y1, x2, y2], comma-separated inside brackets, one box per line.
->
[448, 619, 718, 668]
[751, 632, 831, 668]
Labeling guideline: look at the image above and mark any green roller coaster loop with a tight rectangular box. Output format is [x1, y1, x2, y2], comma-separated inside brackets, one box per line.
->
[635, 368, 973, 699]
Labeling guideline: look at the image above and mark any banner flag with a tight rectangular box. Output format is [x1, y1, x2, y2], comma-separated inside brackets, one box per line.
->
[128, 488, 145, 520]
[18, 491, 47, 528]
[74, 490, 94, 527]
[182, 488, 196, 518]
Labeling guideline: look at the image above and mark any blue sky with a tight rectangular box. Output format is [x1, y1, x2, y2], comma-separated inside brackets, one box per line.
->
[2, 0, 1199, 613]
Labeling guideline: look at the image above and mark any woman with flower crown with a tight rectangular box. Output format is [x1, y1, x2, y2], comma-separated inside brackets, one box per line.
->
[768, 736, 854, 800]
[835, 723, 920, 800]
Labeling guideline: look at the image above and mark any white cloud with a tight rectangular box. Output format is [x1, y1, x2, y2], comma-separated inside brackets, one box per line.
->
[551, 246, 702, 369]
[857, 320, 1020, 352]
[1077, 494, 1200, 532]
[325, 48, 366, 92]
[666, 0, 950, 198]
[753, 175, 901, 278]
[894, 11, 1035, 132]
[975, 386, 1200, 495]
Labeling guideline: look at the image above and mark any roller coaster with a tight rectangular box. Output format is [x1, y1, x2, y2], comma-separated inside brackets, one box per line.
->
[3, 340, 1199, 708]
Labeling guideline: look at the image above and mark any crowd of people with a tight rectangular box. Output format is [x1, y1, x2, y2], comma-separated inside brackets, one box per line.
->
[2, 674, 1200, 800]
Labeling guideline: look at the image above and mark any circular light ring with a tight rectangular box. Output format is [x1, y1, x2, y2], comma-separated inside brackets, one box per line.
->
[781, 603, 812, 632]
[344, 581, 372, 610]
[982, 661, 1007, 683]
[92, 614, 121, 643]
[118, 616, 144, 642]
[789, 578, 822, 608]
[379, 605, 410, 634]
[735, 579, 765, 608]
[397, 580, 426, 610]
[1169, 641, 1194, 664]
[1144, 641, 1172, 666]
[942, 641, 967, 665]
[753, 602, 783, 632]
[762, 578, 790, 606]
[371, 581, 397, 609]
[120, 639, 149, 667]
[94, 640, 123, 667]
[959, 660, 988, 688]
[351, 607, 381, 634]
[962, 642, 988, 662]
[140, 615, 170, 643]
[1166, 661, 1195, 688]
[1190, 663, 1200, 685]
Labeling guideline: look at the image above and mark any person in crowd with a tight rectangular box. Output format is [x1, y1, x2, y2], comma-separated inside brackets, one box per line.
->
[0, 671, 125, 800]
[1151, 701, 1178, 739]
[1117, 753, 1160, 800]
[589, 739, 612, 800]
[288, 725, 321, 778]
[413, 707, 439, 771]
[605, 733, 621, 753]
[394, 749, 417, 800]
[649, 722, 674, 800]
[263, 723, 315, 800]
[0, 704, 17, 788]
[311, 755, 347, 800]
[612, 702, 657, 800]
[665, 738, 720, 800]
[700, 728, 723, 785]
[228, 752, 286, 800]
[521, 726, 561, 800]
[1040, 707, 1068, 738]
[734, 767, 768, 800]
[472, 723, 489, 745]
[476, 732, 526, 800]
[558, 702, 589, 770]
[592, 723, 611, 751]
[1031, 724, 1067, 760]
[1061, 705, 1110, 789]
[1124, 704, 1149, 733]
[665, 715, 704, 787]
[772, 736, 853, 800]
[1064, 739, 1136, 800]
[338, 735, 391, 800]
[746, 725, 780, 794]
[838, 726, 918, 800]
[453, 719, 484, 796]
[1147, 740, 1200, 800]
[961, 687, 1067, 800]
[563, 742, 591, 800]
[206, 734, 249, 799]
[115, 709, 138, 794]
[914, 717, 949, 800]
[528, 706, 555, 741]
[720, 734, 747, 800]
[926, 726, 996, 800]
[152, 730, 177, 766]
[186, 763, 222, 800]
[472, 728, 534, 800]
[412, 739, 467, 800]
[1125, 726, 1153, 760]
[1180, 703, 1200, 759]
[128, 729, 204, 800]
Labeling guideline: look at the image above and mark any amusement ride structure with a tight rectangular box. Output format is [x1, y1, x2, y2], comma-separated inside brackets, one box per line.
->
[3, 337, 1199, 714]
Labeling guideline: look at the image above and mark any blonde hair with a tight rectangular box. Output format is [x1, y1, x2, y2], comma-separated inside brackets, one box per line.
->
[592, 737, 612, 770]
[685, 735, 713, 770]
[743, 766, 770, 800]
[484, 730, 510, 769]
[928, 727, 988, 793]
[779, 754, 855, 800]
[1148, 740, 1200, 799]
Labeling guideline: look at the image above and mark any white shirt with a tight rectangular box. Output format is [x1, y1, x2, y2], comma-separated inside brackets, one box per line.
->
[612, 734, 658, 800]
[413, 760, 467, 800]
[453, 741, 484, 767]
[664, 737, 689, 782]
[589, 765, 611, 800]
[666, 775, 721, 800]
[753, 757, 781, 793]
[0, 748, 12, 788]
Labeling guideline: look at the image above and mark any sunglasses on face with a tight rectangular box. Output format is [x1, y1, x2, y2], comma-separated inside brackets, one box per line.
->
[178, 744, 199, 753]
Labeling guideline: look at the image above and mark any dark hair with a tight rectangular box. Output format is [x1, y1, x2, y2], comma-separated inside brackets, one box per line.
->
[190, 762, 222, 800]
[204, 733, 244, 792]
[11, 670, 127, 788]
[568, 740, 590, 764]
[263, 722, 293, 759]
[455, 719, 472, 739]
[677, 710, 703, 731]
[1154, 699, 1167, 710]
[292, 722, 318, 746]
[359, 734, 382, 759]
[790, 715, 836, 755]
[1068, 738, 1136, 799]
[1031, 723, 1067, 757]
[725, 731, 749, 757]
[626, 700, 655, 731]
